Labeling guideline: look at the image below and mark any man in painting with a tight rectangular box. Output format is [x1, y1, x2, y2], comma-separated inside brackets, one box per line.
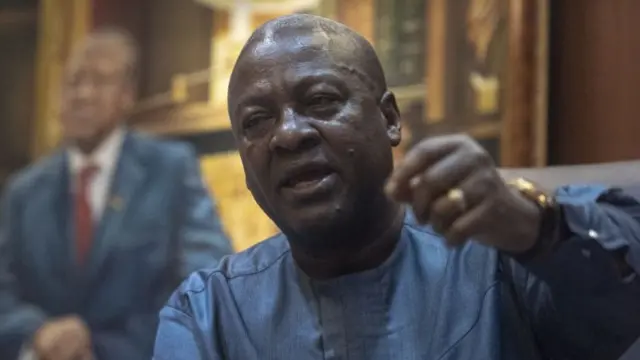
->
[0, 28, 233, 360]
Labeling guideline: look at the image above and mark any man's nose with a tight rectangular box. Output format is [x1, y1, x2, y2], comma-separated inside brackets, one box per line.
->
[75, 81, 96, 101]
[269, 108, 320, 153]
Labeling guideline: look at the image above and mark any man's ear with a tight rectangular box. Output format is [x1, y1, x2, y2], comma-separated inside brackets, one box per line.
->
[379, 91, 401, 147]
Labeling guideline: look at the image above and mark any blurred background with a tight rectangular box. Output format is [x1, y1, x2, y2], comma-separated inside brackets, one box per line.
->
[0, 0, 638, 251]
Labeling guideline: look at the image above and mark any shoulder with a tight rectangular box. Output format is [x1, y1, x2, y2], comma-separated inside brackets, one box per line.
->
[165, 234, 290, 315]
[215, 233, 291, 280]
[127, 131, 197, 166]
[3, 151, 64, 200]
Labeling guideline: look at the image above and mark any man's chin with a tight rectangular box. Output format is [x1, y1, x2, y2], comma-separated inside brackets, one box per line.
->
[64, 131, 98, 144]
[283, 203, 351, 237]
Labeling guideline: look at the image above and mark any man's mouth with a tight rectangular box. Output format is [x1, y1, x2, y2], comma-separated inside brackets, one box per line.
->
[282, 167, 334, 190]
[278, 163, 338, 199]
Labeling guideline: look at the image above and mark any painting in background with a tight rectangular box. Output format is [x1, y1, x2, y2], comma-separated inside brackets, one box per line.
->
[422, 0, 549, 167]
[434, 0, 508, 163]
[465, 0, 505, 118]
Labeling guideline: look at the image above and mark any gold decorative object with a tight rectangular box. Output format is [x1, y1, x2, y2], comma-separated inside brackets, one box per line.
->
[108, 196, 125, 212]
[469, 72, 499, 114]
[466, 0, 501, 63]
[171, 74, 189, 103]
[507, 178, 555, 208]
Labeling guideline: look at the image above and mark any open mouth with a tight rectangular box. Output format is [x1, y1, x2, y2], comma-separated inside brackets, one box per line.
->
[282, 166, 334, 190]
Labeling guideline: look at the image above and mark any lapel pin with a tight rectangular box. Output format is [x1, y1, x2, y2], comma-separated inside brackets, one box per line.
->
[109, 196, 124, 211]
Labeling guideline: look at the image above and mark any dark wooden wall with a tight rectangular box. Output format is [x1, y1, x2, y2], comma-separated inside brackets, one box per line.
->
[0, 1, 38, 189]
[548, 0, 640, 165]
[93, 0, 212, 100]
[143, 0, 211, 99]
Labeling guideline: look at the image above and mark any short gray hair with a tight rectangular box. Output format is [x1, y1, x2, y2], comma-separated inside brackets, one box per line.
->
[87, 26, 140, 84]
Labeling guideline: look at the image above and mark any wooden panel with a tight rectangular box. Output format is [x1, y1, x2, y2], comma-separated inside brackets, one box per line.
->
[548, 0, 640, 164]
[422, 0, 548, 167]
[144, 0, 212, 99]
[0, 6, 38, 186]
[31, 0, 90, 158]
[426, 0, 446, 122]
[393, 99, 425, 161]
[501, 0, 548, 166]
[129, 2, 221, 134]
[314, 0, 338, 19]
[0, 8, 37, 27]
[92, 0, 146, 41]
[338, 0, 374, 43]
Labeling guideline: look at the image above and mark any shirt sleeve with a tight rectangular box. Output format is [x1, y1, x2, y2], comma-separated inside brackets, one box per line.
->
[0, 179, 48, 359]
[154, 305, 210, 360]
[504, 184, 640, 360]
[153, 271, 227, 360]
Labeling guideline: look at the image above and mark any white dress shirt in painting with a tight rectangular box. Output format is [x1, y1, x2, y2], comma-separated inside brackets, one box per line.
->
[67, 127, 125, 221]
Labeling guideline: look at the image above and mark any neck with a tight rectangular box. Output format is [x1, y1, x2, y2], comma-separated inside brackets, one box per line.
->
[290, 197, 405, 280]
[75, 139, 101, 155]
[72, 127, 119, 155]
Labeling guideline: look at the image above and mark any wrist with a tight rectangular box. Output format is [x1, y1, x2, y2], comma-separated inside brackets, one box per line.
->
[504, 178, 563, 260]
[512, 200, 564, 262]
[507, 191, 543, 253]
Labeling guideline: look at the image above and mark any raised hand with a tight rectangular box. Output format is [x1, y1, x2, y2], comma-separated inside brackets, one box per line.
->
[386, 134, 541, 253]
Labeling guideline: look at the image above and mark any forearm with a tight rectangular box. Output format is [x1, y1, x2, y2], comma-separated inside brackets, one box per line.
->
[508, 185, 640, 359]
[516, 186, 640, 292]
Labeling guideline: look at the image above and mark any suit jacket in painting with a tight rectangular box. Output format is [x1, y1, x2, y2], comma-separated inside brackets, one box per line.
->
[0, 131, 234, 360]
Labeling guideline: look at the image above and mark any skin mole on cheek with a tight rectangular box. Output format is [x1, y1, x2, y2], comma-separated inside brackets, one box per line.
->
[347, 148, 355, 156]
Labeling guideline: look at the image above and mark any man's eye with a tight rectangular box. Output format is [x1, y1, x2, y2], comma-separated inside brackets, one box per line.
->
[309, 94, 339, 107]
[243, 113, 272, 131]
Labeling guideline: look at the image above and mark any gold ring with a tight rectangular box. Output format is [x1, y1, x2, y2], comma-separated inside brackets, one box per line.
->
[447, 188, 467, 211]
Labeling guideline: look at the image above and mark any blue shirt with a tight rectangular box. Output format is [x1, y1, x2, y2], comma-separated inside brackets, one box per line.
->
[154, 185, 640, 360]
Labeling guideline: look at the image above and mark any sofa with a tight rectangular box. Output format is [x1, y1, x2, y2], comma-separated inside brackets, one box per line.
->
[500, 161, 640, 199]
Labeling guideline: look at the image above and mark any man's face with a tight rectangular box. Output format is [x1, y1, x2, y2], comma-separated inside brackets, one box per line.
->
[60, 40, 134, 146]
[228, 31, 401, 240]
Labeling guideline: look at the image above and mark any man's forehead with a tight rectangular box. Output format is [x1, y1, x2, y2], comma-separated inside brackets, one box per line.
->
[67, 41, 127, 70]
[231, 31, 358, 89]
[229, 56, 345, 115]
[256, 24, 332, 52]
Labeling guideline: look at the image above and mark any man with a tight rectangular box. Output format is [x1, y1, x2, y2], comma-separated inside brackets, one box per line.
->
[154, 15, 640, 360]
[0, 29, 233, 360]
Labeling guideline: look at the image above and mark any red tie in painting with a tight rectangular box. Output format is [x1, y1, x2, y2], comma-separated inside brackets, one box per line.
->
[75, 164, 98, 265]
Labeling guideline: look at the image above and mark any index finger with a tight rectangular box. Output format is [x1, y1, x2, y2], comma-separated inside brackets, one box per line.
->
[386, 135, 461, 198]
